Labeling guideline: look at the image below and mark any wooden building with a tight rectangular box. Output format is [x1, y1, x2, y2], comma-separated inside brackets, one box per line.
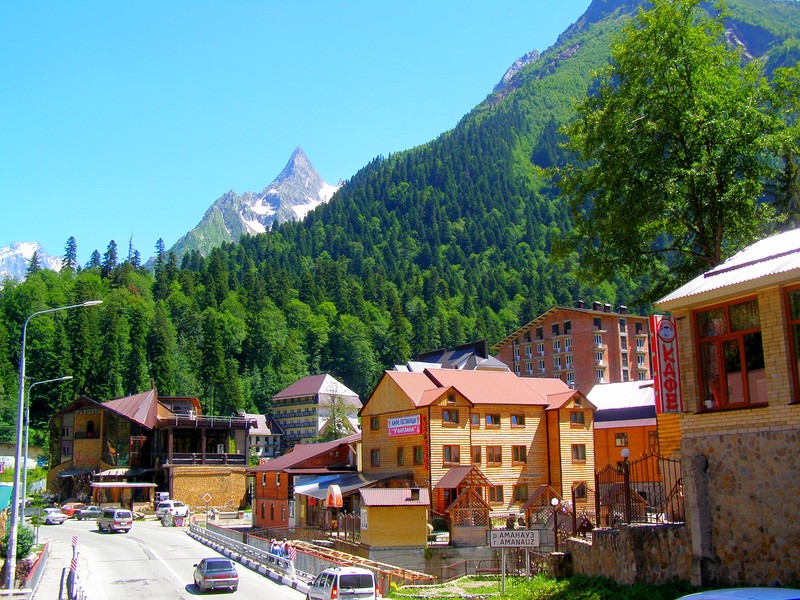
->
[359, 369, 596, 522]
[358, 487, 430, 548]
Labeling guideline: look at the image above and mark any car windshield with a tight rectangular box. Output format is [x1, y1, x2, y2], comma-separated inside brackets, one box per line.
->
[339, 574, 373, 589]
[205, 560, 234, 572]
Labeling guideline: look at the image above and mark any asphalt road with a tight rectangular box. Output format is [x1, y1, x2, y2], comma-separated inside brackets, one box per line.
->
[34, 516, 306, 599]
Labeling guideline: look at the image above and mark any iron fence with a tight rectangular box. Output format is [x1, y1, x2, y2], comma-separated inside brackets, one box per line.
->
[595, 452, 684, 527]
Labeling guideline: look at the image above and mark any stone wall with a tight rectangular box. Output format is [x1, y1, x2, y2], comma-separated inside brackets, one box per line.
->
[567, 523, 691, 585]
[171, 465, 248, 511]
[681, 429, 800, 587]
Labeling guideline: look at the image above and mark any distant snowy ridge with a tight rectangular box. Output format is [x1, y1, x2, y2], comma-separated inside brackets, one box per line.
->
[165, 146, 342, 260]
[0, 242, 61, 282]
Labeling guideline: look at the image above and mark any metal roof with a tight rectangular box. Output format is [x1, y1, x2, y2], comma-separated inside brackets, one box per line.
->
[272, 374, 360, 403]
[657, 228, 800, 308]
[247, 432, 360, 472]
[586, 380, 655, 411]
[359, 487, 430, 507]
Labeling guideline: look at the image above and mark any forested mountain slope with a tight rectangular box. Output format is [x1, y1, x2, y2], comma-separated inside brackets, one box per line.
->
[1, 0, 798, 448]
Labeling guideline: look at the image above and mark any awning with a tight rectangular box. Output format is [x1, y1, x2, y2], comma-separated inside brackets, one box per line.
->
[57, 468, 95, 478]
[90, 482, 157, 489]
[434, 465, 492, 489]
[294, 472, 372, 500]
[93, 467, 154, 478]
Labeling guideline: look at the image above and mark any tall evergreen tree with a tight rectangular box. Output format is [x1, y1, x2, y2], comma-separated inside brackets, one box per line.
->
[62, 236, 78, 272]
[101, 240, 118, 279]
[85, 250, 102, 270]
[26, 252, 41, 276]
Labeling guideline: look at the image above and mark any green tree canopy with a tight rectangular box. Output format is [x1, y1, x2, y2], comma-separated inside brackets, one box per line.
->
[557, 0, 782, 296]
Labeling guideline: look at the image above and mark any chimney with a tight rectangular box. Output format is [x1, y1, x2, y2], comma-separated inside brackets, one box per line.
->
[619, 305, 627, 314]
[410, 488, 420, 501]
[604, 303, 611, 313]
[577, 300, 585, 309]
[592, 301, 601, 311]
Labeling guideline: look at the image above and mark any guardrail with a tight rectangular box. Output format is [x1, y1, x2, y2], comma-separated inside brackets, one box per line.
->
[189, 523, 312, 587]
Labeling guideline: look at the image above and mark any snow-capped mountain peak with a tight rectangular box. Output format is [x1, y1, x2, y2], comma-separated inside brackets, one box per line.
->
[0, 242, 62, 282]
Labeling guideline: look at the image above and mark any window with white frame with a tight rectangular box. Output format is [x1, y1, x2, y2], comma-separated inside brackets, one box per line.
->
[553, 339, 561, 352]
[537, 342, 545, 355]
[596, 369, 605, 382]
[594, 333, 603, 346]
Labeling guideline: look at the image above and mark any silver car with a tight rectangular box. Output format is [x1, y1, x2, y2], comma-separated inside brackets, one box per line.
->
[193, 557, 238, 593]
[43, 508, 68, 525]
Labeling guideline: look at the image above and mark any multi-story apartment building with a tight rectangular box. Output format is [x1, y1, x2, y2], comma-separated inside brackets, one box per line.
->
[492, 302, 652, 395]
[271, 374, 362, 450]
[238, 412, 284, 461]
[359, 368, 596, 518]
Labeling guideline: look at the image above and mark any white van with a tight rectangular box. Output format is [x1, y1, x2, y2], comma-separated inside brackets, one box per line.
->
[306, 566, 379, 600]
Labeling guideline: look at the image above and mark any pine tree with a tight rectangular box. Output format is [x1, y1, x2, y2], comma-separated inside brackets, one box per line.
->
[101, 240, 118, 278]
[26, 252, 41, 276]
[85, 250, 102, 270]
[62, 236, 78, 272]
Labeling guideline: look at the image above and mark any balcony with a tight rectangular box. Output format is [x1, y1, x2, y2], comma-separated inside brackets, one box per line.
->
[162, 452, 248, 466]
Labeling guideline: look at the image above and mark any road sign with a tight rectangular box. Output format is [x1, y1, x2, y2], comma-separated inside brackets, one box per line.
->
[487, 529, 541, 548]
[202, 493, 212, 504]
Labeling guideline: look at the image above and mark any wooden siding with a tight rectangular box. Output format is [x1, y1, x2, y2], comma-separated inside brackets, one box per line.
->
[361, 505, 429, 547]
[655, 413, 681, 459]
[558, 402, 595, 500]
[594, 424, 657, 468]
[362, 405, 430, 486]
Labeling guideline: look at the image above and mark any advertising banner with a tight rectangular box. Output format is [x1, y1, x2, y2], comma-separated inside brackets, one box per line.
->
[650, 315, 683, 413]
[388, 414, 421, 437]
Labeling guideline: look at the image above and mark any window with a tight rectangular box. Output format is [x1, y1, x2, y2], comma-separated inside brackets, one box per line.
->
[536, 327, 544, 339]
[637, 354, 645, 367]
[524, 331, 531, 342]
[513, 485, 528, 502]
[276, 472, 281, 486]
[615, 432, 629, 447]
[696, 298, 766, 409]
[487, 446, 502, 464]
[413, 446, 424, 465]
[489, 486, 504, 503]
[513, 346, 520, 360]
[622, 369, 629, 382]
[470, 413, 480, 427]
[570, 411, 585, 425]
[443, 409, 459, 424]
[565, 337, 573, 350]
[619, 319, 627, 333]
[510, 414, 525, 427]
[370, 417, 380, 431]
[564, 321, 572, 334]
[636, 337, 646, 350]
[397, 447, 405, 466]
[447, 394, 456, 404]
[648, 430, 659, 453]
[565, 354, 574, 367]
[622, 353, 628, 367]
[552, 323, 560, 336]
[621, 337, 628, 350]
[512, 445, 527, 463]
[471, 446, 481, 464]
[370, 449, 380, 467]
[537, 342, 545, 356]
[787, 287, 800, 401]
[566, 371, 575, 383]
[553, 339, 561, 352]
[594, 333, 603, 346]
[515, 364, 521, 375]
[573, 482, 588, 501]
[594, 317, 602, 330]
[525, 362, 533, 375]
[538, 359, 545, 372]
[443, 445, 460, 464]
[596, 369, 605, 382]
[525, 346, 532, 358]
[261, 473, 266, 486]
[485, 414, 500, 427]
[553, 356, 561, 369]
[572, 444, 586, 461]
[595, 350, 604, 363]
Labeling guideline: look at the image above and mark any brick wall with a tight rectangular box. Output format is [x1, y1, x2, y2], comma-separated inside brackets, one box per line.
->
[171, 465, 248, 511]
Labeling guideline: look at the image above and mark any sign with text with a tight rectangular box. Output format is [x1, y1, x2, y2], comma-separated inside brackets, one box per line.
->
[487, 529, 540, 548]
[650, 314, 683, 413]
[388, 414, 421, 437]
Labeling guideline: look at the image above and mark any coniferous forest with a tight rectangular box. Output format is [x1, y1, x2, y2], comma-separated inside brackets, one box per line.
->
[2, 0, 799, 452]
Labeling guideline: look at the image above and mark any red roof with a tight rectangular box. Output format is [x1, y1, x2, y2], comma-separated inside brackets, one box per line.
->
[248, 432, 360, 473]
[103, 390, 160, 429]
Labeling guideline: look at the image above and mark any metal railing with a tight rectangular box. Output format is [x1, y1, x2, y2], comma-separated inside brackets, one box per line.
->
[595, 452, 684, 527]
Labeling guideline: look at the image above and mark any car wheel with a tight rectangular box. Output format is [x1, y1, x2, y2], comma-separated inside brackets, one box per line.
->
[231, 586, 237, 592]
[97, 523, 103, 531]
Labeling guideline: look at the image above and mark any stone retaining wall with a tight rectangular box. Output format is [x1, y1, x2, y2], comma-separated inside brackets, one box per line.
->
[567, 523, 691, 585]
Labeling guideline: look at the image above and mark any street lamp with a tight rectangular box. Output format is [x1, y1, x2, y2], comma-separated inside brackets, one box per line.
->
[551, 496, 560, 552]
[22, 376, 73, 504]
[621, 447, 632, 524]
[6, 300, 101, 590]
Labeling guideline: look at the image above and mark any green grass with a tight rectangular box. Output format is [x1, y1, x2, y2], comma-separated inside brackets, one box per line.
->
[388, 574, 696, 599]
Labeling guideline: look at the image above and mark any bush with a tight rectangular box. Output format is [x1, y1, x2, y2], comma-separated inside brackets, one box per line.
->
[1, 525, 35, 560]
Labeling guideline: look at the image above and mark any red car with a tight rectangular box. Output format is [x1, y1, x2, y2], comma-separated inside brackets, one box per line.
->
[60, 502, 87, 517]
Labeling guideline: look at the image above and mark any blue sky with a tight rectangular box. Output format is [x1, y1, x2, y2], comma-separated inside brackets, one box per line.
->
[2, 1, 590, 265]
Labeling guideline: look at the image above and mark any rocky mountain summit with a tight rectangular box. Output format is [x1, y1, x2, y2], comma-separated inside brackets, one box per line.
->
[0, 241, 61, 282]
[167, 146, 341, 260]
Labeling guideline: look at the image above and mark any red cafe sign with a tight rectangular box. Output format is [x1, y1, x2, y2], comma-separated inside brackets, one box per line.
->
[650, 315, 683, 413]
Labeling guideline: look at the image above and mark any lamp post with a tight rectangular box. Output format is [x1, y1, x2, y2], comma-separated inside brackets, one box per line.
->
[551, 496, 560, 552]
[621, 447, 632, 524]
[22, 376, 73, 504]
[6, 300, 101, 590]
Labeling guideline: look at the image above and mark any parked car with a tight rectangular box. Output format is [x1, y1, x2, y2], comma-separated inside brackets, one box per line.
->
[60, 502, 87, 517]
[97, 508, 133, 533]
[193, 557, 238, 593]
[155, 500, 190, 519]
[678, 589, 800, 599]
[43, 508, 68, 525]
[75, 505, 102, 520]
[307, 566, 379, 600]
